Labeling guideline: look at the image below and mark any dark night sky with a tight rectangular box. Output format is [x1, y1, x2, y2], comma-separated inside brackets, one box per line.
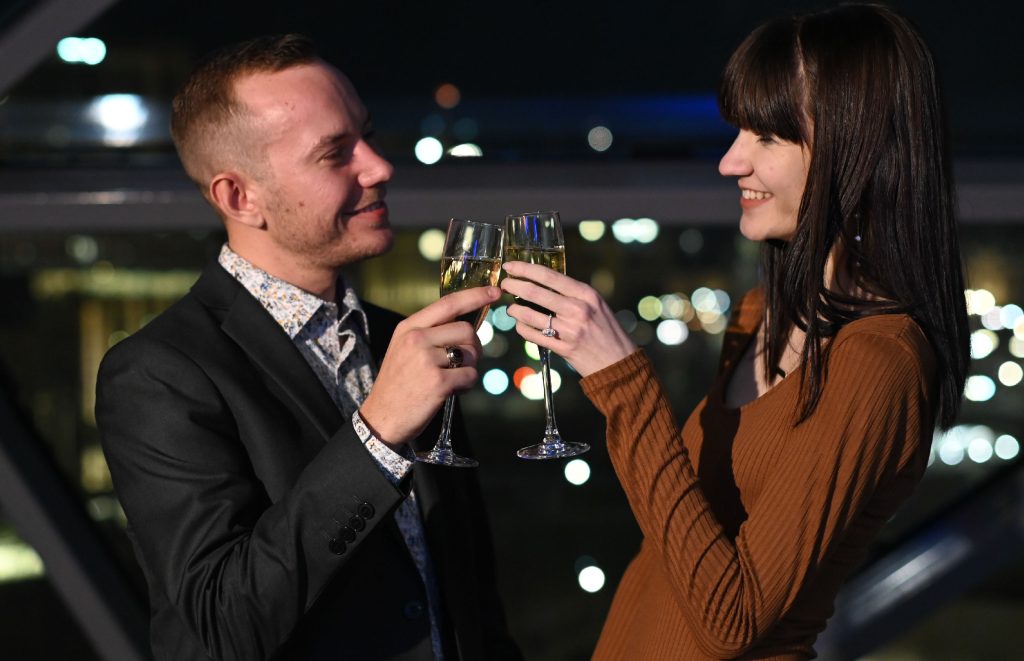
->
[7, 1, 1024, 156]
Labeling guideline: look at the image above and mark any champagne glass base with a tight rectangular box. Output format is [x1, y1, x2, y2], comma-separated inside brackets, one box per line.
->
[516, 441, 590, 460]
[415, 449, 479, 468]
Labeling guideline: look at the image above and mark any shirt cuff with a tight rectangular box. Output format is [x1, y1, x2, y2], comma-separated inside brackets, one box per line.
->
[352, 410, 414, 485]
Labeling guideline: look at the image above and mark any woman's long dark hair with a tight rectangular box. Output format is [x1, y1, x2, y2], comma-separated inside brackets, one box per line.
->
[718, 3, 969, 429]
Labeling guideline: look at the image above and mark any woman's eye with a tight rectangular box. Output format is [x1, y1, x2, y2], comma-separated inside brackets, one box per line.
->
[756, 134, 777, 145]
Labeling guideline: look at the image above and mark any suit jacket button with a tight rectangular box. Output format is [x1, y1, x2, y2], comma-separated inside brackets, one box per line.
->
[338, 525, 356, 543]
[349, 515, 365, 532]
[328, 538, 346, 555]
[357, 502, 375, 519]
[403, 601, 425, 620]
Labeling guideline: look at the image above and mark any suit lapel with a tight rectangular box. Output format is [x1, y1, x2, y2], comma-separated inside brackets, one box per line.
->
[193, 264, 344, 442]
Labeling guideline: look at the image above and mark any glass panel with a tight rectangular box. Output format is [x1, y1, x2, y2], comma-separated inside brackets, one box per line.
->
[1, 219, 1021, 658]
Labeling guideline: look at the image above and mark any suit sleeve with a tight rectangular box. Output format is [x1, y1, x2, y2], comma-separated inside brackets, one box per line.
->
[580, 330, 933, 657]
[96, 335, 408, 661]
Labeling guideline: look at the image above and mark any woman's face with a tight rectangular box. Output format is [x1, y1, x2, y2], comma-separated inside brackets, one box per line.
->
[718, 129, 811, 242]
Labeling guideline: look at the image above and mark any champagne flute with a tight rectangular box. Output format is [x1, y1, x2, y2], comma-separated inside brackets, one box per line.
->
[505, 211, 590, 460]
[416, 218, 504, 467]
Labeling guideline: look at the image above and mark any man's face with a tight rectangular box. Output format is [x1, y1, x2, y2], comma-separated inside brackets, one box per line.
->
[234, 61, 395, 270]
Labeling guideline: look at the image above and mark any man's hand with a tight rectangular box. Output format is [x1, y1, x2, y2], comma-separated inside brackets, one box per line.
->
[359, 286, 501, 447]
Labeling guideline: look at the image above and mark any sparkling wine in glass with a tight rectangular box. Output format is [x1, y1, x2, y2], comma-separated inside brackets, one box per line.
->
[416, 218, 503, 467]
[505, 211, 590, 460]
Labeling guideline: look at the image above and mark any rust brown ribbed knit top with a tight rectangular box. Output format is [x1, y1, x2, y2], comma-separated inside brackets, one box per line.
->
[581, 289, 936, 660]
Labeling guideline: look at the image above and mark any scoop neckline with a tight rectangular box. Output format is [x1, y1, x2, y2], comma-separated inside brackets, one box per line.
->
[713, 310, 919, 414]
[712, 322, 799, 413]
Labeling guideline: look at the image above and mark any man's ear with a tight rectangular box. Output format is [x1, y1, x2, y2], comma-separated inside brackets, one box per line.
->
[209, 171, 266, 229]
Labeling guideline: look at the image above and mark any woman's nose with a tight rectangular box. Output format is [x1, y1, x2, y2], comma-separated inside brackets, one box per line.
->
[718, 131, 752, 177]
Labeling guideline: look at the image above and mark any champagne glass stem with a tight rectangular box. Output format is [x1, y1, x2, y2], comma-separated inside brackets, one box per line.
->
[539, 347, 561, 443]
[437, 395, 457, 452]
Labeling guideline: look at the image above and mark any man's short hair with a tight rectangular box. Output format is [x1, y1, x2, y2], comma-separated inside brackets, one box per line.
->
[170, 34, 317, 190]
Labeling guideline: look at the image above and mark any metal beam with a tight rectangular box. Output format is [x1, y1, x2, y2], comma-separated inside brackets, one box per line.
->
[0, 160, 1021, 231]
[0, 390, 150, 661]
[0, 0, 120, 95]
[816, 464, 1024, 660]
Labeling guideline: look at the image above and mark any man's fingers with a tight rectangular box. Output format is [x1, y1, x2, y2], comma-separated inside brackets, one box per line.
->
[436, 342, 480, 369]
[405, 286, 501, 328]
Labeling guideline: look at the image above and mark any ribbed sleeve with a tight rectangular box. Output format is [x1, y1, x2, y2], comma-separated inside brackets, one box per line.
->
[581, 312, 935, 660]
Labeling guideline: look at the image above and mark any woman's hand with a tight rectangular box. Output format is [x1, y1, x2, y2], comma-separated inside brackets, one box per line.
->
[500, 261, 637, 377]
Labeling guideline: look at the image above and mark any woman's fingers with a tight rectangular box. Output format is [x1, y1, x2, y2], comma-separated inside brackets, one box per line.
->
[502, 261, 591, 297]
[499, 277, 566, 316]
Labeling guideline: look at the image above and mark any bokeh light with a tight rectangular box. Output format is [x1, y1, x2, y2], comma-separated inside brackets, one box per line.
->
[994, 435, 1020, 461]
[482, 368, 509, 395]
[578, 565, 606, 593]
[998, 361, 1023, 387]
[417, 228, 445, 261]
[967, 436, 993, 463]
[1000, 304, 1023, 329]
[964, 375, 996, 402]
[966, 289, 996, 316]
[590, 268, 615, 297]
[564, 459, 591, 486]
[615, 310, 638, 333]
[449, 143, 482, 157]
[637, 296, 662, 321]
[434, 83, 461, 109]
[57, 37, 106, 65]
[579, 220, 606, 241]
[477, 320, 494, 345]
[656, 319, 689, 345]
[970, 329, 999, 360]
[678, 229, 704, 254]
[587, 126, 613, 152]
[490, 305, 517, 331]
[512, 366, 535, 390]
[414, 137, 443, 165]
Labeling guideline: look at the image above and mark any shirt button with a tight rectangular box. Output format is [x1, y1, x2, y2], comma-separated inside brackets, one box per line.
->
[338, 525, 356, 543]
[348, 515, 366, 532]
[403, 601, 425, 620]
[357, 502, 375, 519]
[328, 538, 346, 555]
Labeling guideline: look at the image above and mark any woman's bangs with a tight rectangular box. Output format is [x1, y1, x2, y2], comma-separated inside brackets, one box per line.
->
[718, 20, 805, 143]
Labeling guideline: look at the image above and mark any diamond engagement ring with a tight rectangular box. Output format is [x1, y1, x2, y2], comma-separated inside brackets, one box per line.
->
[541, 314, 558, 338]
[445, 345, 464, 368]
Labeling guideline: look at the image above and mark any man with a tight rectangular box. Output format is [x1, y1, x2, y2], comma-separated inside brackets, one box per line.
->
[96, 34, 519, 661]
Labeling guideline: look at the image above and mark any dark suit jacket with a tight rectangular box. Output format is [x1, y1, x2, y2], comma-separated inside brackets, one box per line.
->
[96, 262, 520, 661]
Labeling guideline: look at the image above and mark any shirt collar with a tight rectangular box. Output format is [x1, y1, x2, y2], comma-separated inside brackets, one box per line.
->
[217, 243, 368, 340]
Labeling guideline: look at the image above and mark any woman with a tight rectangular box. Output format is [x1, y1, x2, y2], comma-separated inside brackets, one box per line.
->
[501, 4, 969, 659]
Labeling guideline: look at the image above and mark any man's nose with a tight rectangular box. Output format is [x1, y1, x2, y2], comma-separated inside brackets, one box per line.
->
[356, 141, 394, 188]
